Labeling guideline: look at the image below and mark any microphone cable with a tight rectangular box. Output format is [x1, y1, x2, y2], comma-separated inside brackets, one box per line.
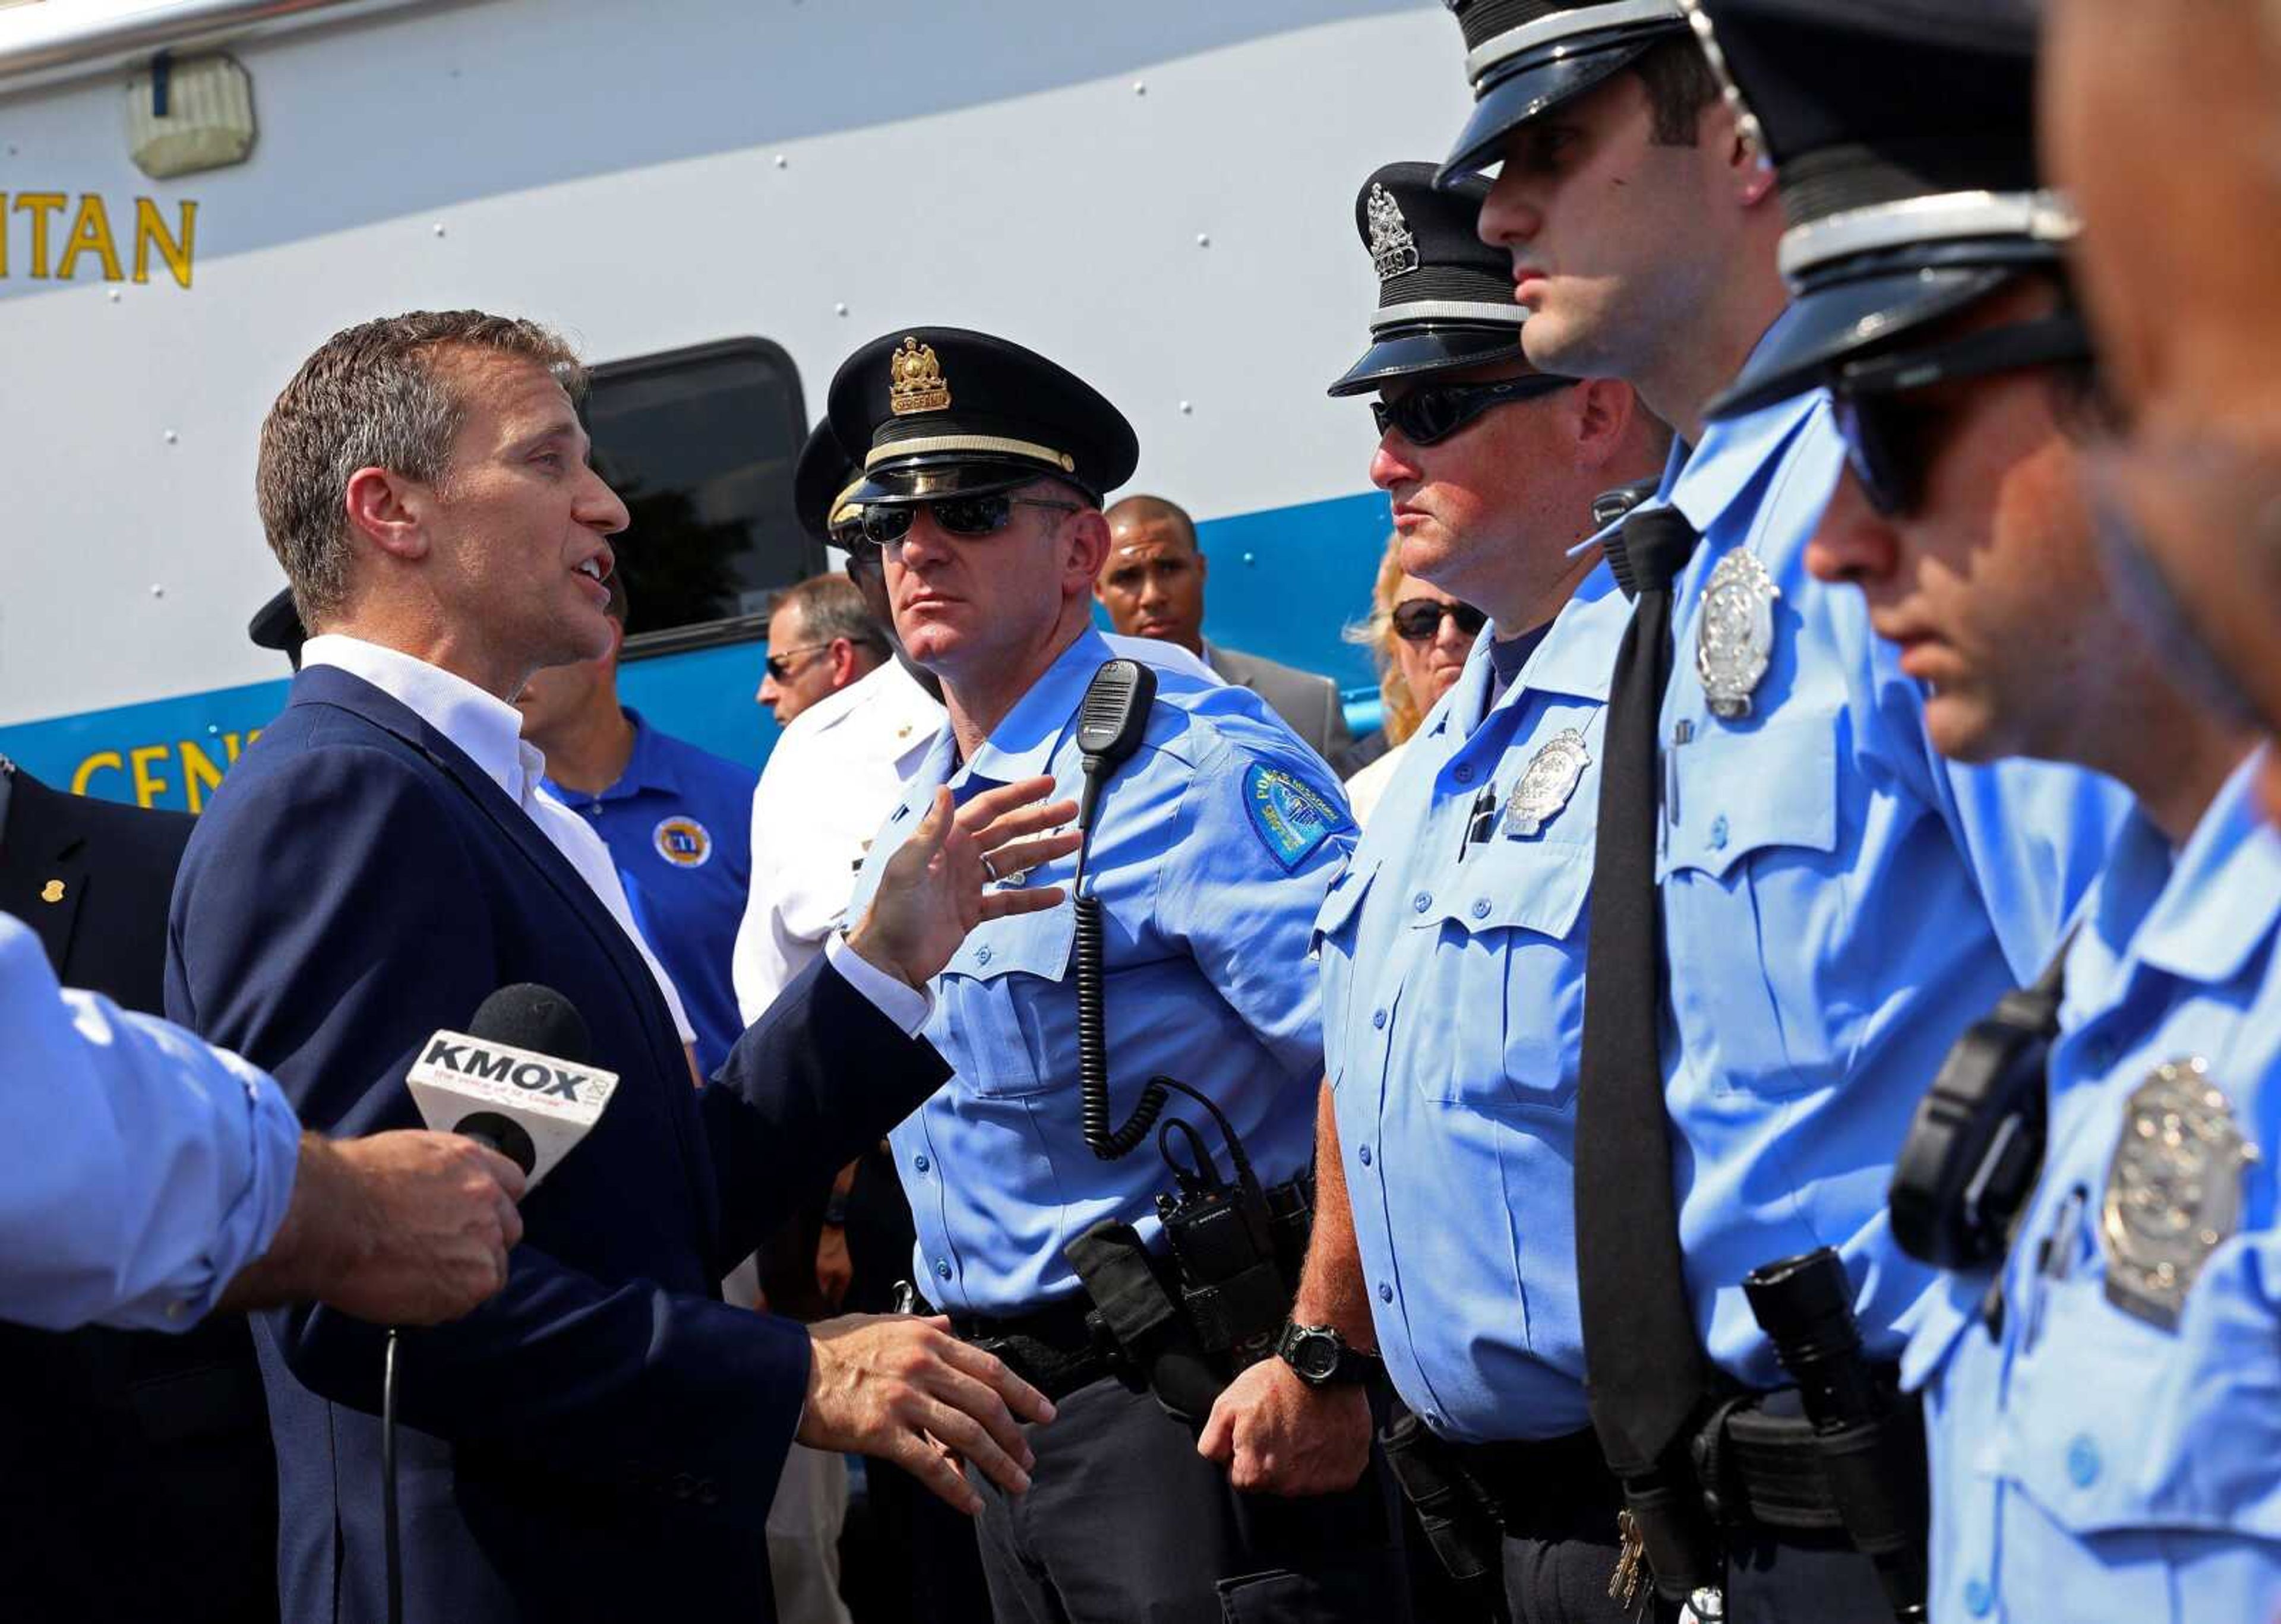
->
[383, 1328, 403, 1624]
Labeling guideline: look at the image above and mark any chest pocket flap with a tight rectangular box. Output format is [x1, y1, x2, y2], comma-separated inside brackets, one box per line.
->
[1313, 855, 1380, 953]
[940, 902, 1078, 985]
[1661, 706, 1840, 883]
[1408, 836, 1592, 944]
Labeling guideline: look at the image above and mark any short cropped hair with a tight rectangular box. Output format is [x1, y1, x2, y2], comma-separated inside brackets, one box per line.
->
[1634, 35, 1720, 147]
[774, 573, 890, 656]
[256, 310, 587, 628]
[1104, 494, 1200, 552]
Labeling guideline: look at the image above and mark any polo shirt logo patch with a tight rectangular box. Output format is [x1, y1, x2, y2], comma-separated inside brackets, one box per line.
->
[1243, 763, 1351, 872]
[652, 816, 713, 869]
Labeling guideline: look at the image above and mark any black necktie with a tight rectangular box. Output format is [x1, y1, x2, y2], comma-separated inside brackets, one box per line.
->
[1577, 505, 1704, 1480]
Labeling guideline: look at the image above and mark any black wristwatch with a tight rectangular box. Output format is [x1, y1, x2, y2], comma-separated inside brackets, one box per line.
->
[1274, 1322, 1378, 1387]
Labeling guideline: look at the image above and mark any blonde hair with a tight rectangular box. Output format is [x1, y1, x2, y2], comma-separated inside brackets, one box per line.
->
[1343, 533, 1426, 747]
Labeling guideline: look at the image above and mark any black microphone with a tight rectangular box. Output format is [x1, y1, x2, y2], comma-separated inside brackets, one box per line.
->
[404, 984, 617, 1186]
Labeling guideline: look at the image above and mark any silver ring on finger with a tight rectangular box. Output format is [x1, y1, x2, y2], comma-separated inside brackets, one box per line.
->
[981, 851, 1001, 884]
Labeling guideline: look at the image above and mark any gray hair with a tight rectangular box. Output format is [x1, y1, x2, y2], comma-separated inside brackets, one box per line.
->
[773, 573, 890, 656]
[255, 310, 587, 628]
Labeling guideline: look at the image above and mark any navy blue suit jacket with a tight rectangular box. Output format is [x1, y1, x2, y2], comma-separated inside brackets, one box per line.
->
[166, 666, 950, 1622]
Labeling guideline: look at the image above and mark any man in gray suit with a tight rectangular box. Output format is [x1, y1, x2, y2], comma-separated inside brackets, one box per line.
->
[1095, 494, 1353, 760]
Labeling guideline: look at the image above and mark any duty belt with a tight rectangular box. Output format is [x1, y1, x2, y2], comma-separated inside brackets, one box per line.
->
[1693, 1377, 1922, 1540]
[1454, 1426, 1625, 1540]
[942, 1297, 1120, 1404]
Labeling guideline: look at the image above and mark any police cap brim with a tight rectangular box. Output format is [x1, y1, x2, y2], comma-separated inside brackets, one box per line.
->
[248, 586, 306, 656]
[1326, 326, 1527, 398]
[1437, 34, 1666, 187]
[847, 455, 1081, 509]
[1707, 261, 2018, 421]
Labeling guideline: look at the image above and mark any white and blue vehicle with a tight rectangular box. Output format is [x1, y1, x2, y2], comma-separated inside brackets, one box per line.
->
[0, 0, 1459, 808]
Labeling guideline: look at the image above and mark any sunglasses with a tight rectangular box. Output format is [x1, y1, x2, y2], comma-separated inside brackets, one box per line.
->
[1391, 599, 1489, 643]
[1831, 312, 2095, 517]
[764, 643, 829, 680]
[858, 494, 1083, 548]
[1372, 375, 1578, 447]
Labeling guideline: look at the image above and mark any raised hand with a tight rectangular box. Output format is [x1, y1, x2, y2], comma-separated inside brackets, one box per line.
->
[845, 777, 1081, 989]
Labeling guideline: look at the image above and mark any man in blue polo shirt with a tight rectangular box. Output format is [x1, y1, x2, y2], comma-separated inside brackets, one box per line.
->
[516, 572, 756, 1076]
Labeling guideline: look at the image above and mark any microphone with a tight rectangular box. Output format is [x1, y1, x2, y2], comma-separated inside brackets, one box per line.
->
[404, 984, 619, 1186]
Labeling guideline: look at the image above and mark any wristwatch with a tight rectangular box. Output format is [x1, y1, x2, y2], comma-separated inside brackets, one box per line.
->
[1274, 1321, 1378, 1387]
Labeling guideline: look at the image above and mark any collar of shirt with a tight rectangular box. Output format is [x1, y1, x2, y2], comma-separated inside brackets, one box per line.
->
[956, 627, 1117, 789]
[1429, 561, 1623, 747]
[567, 707, 680, 807]
[301, 633, 546, 806]
[2080, 747, 2281, 1002]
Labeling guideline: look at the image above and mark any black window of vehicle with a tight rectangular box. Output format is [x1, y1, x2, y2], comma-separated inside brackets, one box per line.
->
[583, 338, 819, 657]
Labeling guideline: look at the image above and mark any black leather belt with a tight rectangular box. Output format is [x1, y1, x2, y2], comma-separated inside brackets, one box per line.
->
[1451, 1426, 1626, 1543]
[945, 1297, 1117, 1404]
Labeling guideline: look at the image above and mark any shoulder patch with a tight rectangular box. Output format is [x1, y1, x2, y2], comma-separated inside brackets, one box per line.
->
[1242, 762, 1353, 871]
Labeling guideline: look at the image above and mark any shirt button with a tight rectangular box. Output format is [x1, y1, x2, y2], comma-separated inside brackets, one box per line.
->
[1964, 1579, 1994, 1618]
[914, 1154, 931, 1174]
[1372, 1009, 1388, 1031]
[1708, 814, 1729, 851]
[1470, 899, 1490, 920]
[1378, 1282, 1393, 1304]
[975, 946, 993, 966]
[1454, 763, 1474, 785]
[1412, 892, 1432, 914]
[2067, 1434, 2101, 1488]
[1357, 1145, 1372, 1167]
[933, 1259, 952, 1281]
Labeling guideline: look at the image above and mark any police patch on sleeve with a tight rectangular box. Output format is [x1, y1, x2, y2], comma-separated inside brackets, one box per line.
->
[652, 816, 713, 869]
[1243, 763, 1353, 871]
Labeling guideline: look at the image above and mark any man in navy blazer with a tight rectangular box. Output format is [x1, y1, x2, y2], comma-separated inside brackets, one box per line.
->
[168, 311, 1076, 1622]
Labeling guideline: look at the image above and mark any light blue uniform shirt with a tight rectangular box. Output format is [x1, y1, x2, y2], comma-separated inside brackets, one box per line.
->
[0, 912, 299, 1331]
[847, 628, 1353, 1315]
[1914, 751, 2281, 1623]
[1650, 356, 2128, 1386]
[1316, 565, 1628, 1444]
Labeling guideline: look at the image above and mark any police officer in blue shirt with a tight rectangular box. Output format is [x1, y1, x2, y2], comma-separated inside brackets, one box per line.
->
[518, 571, 758, 1075]
[1443, 2, 2130, 1615]
[1721, 7, 2281, 1616]
[1202, 162, 1667, 1624]
[834, 328, 1407, 1624]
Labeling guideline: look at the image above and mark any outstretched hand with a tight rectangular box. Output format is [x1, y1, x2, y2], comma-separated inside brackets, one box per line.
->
[845, 777, 1081, 990]
[797, 1313, 1056, 1515]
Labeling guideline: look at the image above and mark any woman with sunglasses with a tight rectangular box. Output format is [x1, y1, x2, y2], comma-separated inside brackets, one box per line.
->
[1340, 538, 1484, 824]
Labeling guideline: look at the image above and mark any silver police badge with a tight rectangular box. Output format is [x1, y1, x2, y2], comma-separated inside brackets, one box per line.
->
[1366, 182, 1420, 282]
[1696, 549, 1780, 720]
[1503, 729, 1591, 839]
[2100, 1056, 2259, 1331]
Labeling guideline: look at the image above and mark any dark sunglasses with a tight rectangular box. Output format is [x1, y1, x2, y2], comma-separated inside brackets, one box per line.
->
[1372, 375, 1578, 446]
[1391, 599, 1489, 643]
[764, 643, 830, 680]
[857, 494, 1082, 547]
[1831, 312, 2096, 517]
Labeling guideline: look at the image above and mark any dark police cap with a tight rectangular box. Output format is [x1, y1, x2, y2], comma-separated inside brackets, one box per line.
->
[1439, 0, 1691, 185]
[1695, 0, 2078, 419]
[248, 586, 307, 668]
[826, 328, 1138, 510]
[1328, 163, 1529, 397]
[792, 419, 863, 545]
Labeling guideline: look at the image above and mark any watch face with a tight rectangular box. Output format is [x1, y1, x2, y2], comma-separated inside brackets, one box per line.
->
[1295, 1335, 1339, 1380]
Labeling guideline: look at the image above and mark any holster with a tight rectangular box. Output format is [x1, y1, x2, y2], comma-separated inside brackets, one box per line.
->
[1376, 1404, 1503, 1592]
[1063, 1219, 1227, 1421]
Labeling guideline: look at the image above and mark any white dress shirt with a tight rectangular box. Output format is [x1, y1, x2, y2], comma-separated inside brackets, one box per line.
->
[302, 636, 701, 1044]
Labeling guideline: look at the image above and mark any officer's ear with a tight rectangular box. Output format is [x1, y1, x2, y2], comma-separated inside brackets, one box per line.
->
[1568, 378, 1641, 474]
[343, 465, 432, 565]
[1061, 506, 1112, 596]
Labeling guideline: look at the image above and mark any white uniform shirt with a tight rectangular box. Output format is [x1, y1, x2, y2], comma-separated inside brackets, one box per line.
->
[301, 635, 697, 1047]
[731, 637, 1221, 1023]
